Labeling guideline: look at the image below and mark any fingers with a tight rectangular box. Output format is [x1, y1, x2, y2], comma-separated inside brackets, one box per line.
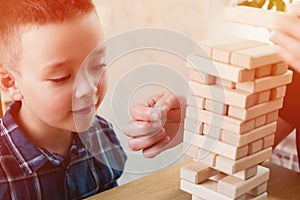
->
[270, 30, 300, 71]
[273, 13, 300, 41]
[128, 128, 166, 151]
[288, 2, 300, 17]
[142, 135, 171, 158]
[123, 120, 163, 137]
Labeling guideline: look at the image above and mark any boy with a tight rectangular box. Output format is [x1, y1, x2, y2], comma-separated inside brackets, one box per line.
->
[0, 1, 182, 199]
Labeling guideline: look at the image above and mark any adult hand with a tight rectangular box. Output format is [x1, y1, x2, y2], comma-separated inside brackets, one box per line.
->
[123, 92, 186, 158]
[270, 2, 300, 73]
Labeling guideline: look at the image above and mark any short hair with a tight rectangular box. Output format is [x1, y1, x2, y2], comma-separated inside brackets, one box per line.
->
[0, 0, 96, 68]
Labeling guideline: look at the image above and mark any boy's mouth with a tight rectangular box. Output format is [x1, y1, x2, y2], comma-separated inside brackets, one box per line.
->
[72, 105, 95, 115]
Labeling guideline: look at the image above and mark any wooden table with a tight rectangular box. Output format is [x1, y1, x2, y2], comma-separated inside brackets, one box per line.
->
[87, 160, 300, 200]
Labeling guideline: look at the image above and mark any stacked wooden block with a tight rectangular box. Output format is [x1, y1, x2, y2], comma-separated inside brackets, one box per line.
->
[180, 38, 293, 200]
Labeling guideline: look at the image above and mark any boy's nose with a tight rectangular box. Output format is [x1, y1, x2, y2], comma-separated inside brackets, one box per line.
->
[74, 69, 97, 98]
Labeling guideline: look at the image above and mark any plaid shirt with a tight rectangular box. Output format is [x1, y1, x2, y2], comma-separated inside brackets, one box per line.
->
[0, 102, 127, 200]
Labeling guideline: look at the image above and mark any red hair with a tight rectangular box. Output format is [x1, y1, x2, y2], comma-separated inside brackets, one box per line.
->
[0, 0, 96, 68]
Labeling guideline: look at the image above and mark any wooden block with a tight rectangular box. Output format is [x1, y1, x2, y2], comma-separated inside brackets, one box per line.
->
[248, 139, 263, 155]
[183, 142, 199, 158]
[224, 6, 282, 29]
[192, 195, 204, 200]
[266, 111, 278, 123]
[181, 179, 244, 200]
[235, 70, 293, 93]
[263, 134, 275, 149]
[197, 148, 217, 167]
[246, 192, 267, 200]
[212, 40, 266, 64]
[184, 117, 204, 135]
[215, 77, 236, 89]
[209, 173, 227, 182]
[203, 123, 222, 140]
[228, 98, 283, 121]
[186, 106, 254, 134]
[221, 122, 277, 147]
[232, 166, 258, 181]
[272, 62, 289, 75]
[180, 162, 219, 184]
[254, 115, 266, 128]
[204, 99, 228, 115]
[188, 55, 255, 83]
[187, 94, 205, 109]
[231, 45, 284, 70]
[257, 90, 270, 104]
[196, 38, 247, 58]
[215, 148, 272, 174]
[270, 86, 286, 100]
[255, 65, 271, 78]
[189, 81, 258, 109]
[188, 68, 216, 85]
[248, 182, 267, 196]
[184, 130, 248, 160]
[218, 166, 269, 198]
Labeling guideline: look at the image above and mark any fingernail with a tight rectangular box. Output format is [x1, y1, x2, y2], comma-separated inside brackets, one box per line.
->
[150, 111, 160, 121]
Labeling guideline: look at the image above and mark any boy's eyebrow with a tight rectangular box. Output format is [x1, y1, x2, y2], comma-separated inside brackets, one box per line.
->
[42, 59, 72, 73]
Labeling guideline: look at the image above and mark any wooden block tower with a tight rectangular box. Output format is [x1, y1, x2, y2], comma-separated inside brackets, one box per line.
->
[180, 38, 293, 200]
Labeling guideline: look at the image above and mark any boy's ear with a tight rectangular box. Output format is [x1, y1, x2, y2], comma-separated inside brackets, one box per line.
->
[0, 66, 23, 101]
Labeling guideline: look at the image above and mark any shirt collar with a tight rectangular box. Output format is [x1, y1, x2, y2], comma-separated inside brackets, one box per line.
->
[1, 101, 86, 175]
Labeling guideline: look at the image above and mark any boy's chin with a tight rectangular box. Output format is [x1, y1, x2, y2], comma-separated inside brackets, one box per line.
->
[72, 114, 96, 133]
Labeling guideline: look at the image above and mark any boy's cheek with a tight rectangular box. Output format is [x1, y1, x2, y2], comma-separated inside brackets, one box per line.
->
[95, 74, 108, 108]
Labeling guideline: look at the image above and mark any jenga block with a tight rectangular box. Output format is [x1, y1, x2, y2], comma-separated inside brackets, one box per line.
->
[235, 70, 293, 93]
[203, 123, 222, 140]
[270, 86, 286, 100]
[188, 68, 216, 85]
[224, 6, 282, 29]
[215, 77, 236, 89]
[228, 98, 283, 121]
[204, 99, 228, 115]
[192, 195, 203, 200]
[232, 166, 258, 181]
[197, 38, 246, 58]
[184, 130, 248, 160]
[209, 173, 227, 182]
[263, 134, 275, 148]
[266, 111, 278, 123]
[215, 148, 272, 174]
[221, 122, 277, 146]
[187, 94, 205, 109]
[183, 142, 199, 158]
[246, 192, 267, 200]
[254, 115, 266, 128]
[255, 65, 271, 78]
[186, 106, 254, 134]
[248, 139, 263, 155]
[184, 118, 204, 135]
[272, 62, 289, 75]
[231, 45, 284, 69]
[181, 179, 244, 200]
[180, 162, 219, 184]
[248, 182, 267, 196]
[257, 90, 270, 104]
[197, 148, 218, 167]
[218, 166, 269, 198]
[187, 56, 255, 83]
[189, 81, 258, 109]
[212, 40, 266, 64]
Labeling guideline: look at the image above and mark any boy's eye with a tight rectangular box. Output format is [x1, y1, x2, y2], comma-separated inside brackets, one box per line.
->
[49, 74, 71, 83]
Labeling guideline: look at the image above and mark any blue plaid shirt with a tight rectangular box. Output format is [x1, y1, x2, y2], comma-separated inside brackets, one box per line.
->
[0, 102, 127, 200]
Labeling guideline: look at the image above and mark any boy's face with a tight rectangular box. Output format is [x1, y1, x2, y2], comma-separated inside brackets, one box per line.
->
[14, 12, 106, 132]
